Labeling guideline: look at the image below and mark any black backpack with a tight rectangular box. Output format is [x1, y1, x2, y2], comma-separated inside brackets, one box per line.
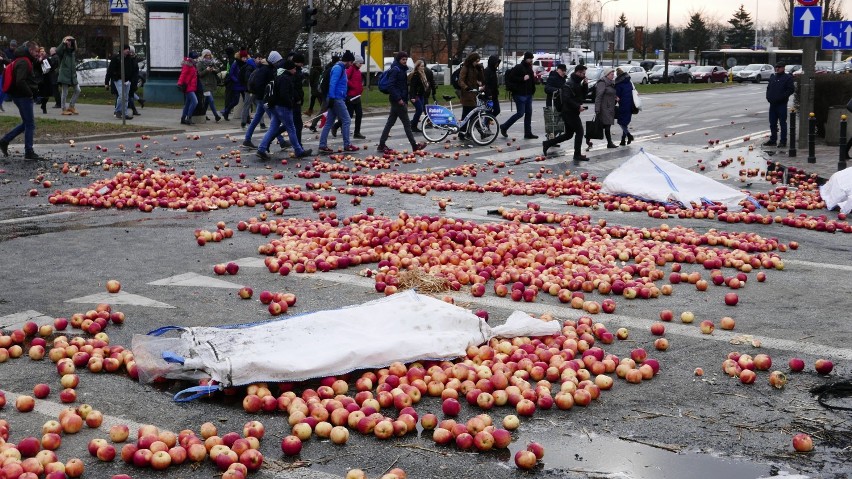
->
[319, 65, 333, 96]
[450, 68, 461, 90]
[247, 66, 266, 96]
[239, 62, 255, 87]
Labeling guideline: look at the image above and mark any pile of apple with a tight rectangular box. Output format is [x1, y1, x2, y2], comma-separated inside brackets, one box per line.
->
[722, 352, 834, 386]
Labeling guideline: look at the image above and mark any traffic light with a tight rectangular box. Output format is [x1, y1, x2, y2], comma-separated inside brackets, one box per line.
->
[303, 6, 318, 32]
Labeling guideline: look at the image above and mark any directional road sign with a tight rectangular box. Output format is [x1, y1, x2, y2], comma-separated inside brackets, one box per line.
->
[821, 21, 852, 50]
[792, 6, 821, 37]
[359, 4, 409, 30]
[109, 0, 129, 14]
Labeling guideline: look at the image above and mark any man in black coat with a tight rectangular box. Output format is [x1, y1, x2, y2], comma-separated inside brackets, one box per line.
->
[500, 51, 538, 139]
[763, 61, 795, 148]
[543, 64, 567, 108]
[543, 64, 588, 162]
[483, 55, 501, 122]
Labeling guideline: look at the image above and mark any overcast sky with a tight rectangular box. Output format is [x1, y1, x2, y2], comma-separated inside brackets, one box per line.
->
[600, 0, 787, 29]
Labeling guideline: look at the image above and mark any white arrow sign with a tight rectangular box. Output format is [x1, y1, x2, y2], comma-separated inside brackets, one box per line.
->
[824, 33, 839, 46]
[360, 15, 372, 27]
[388, 9, 394, 26]
[845, 24, 852, 46]
[800, 8, 815, 35]
[375, 8, 383, 27]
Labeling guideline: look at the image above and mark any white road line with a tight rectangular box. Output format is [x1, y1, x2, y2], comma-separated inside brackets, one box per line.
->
[702, 118, 721, 123]
[0, 212, 76, 224]
[666, 123, 690, 129]
[0, 310, 54, 329]
[148, 272, 243, 289]
[292, 272, 852, 360]
[731, 114, 746, 118]
[66, 291, 175, 308]
[784, 259, 852, 272]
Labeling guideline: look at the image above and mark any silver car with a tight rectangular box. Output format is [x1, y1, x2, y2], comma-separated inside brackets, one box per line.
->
[735, 63, 773, 83]
[75, 58, 109, 87]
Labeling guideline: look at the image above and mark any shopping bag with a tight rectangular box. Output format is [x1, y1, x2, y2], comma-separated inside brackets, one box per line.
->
[585, 116, 603, 140]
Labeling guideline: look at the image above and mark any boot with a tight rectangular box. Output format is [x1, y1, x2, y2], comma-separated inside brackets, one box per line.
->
[620, 135, 626, 146]
[626, 132, 634, 144]
[132, 108, 140, 116]
[542, 141, 551, 156]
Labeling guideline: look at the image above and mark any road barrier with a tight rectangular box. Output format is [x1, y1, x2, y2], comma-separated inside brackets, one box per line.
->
[839, 114, 848, 171]
[808, 112, 816, 164]
[788, 109, 797, 158]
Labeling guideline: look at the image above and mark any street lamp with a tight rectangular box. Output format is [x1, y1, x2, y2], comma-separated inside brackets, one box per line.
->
[598, 0, 619, 64]
[663, 0, 671, 82]
[754, 0, 760, 49]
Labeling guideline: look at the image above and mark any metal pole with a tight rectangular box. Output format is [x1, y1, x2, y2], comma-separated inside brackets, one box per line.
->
[307, 0, 314, 70]
[447, 0, 452, 72]
[788, 109, 796, 157]
[120, 13, 125, 126]
[839, 114, 848, 171]
[663, 0, 670, 83]
[807, 112, 816, 164]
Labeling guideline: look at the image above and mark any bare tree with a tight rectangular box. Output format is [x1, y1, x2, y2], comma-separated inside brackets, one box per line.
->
[189, 0, 300, 57]
[19, 0, 116, 54]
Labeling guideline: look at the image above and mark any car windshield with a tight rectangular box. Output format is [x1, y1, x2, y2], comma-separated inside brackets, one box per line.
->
[744, 64, 764, 71]
[585, 68, 603, 80]
[693, 66, 714, 72]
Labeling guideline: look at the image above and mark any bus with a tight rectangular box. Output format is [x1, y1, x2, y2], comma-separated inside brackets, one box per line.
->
[700, 49, 805, 68]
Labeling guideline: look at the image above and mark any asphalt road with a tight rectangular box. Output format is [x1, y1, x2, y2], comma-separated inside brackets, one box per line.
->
[0, 84, 849, 479]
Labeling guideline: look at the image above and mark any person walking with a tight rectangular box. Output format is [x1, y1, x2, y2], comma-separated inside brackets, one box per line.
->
[332, 55, 366, 139]
[306, 56, 323, 117]
[457, 53, 485, 141]
[244, 51, 285, 149]
[34, 46, 52, 114]
[221, 46, 236, 117]
[0, 49, 9, 112]
[592, 67, 618, 149]
[221, 49, 248, 121]
[310, 54, 338, 132]
[257, 60, 312, 161]
[543, 64, 567, 108]
[408, 60, 432, 133]
[483, 55, 501, 125]
[0, 40, 44, 160]
[500, 51, 538, 140]
[613, 67, 635, 145]
[763, 61, 795, 148]
[197, 49, 222, 122]
[106, 45, 134, 120]
[56, 36, 80, 115]
[240, 53, 260, 129]
[288, 52, 307, 146]
[542, 64, 588, 162]
[317, 51, 359, 154]
[127, 46, 142, 116]
[376, 51, 426, 154]
[177, 51, 199, 125]
[48, 47, 61, 109]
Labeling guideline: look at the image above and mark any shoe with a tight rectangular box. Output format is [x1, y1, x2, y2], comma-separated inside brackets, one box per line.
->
[573, 154, 589, 161]
[215, 115, 221, 122]
[297, 149, 313, 158]
[413, 142, 427, 151]
[626, 133, 634, 144]
[69, 106, 78, 115]
[305, 109, 314, 117]
[377, 145, 396, 155]
[0, 140, 8, 157]
[0, 104, 4, 112]
[499, 126, 508, 138]
[138, 99, 145, 109]
[777, 142, 787, 148]
[24, 151, 44, 160]
[115, 112, 123, 119]
[343, 144, 359, 152]
[242, 140, 257, 149]
[132, 109, 140, 116]
[524, 134, 539, 140]
[606, 143, 618, 149]
[354, 133, 366, 139]
[458, 132, 466, 140]
[41, 105, 47, 114]
[411, 127, 421, 133]
[309, 126, 317, 133]
[260, 123, 267, 130]
[762, 140, 777, 147]
[256, 150, 272, 161]
[318, 146, 334, 154]
[222, 112, 230, 121]
[240, 122, 246, 129]
[61, 109, 73, 116]
[620, 136, 626, 146]
[542, 141, 550, 155]
[125, 114, 134, 120]
[331, 127, 338, 137]
[280, 140, 291, 148]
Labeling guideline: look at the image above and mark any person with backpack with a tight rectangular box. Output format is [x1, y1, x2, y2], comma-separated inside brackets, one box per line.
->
[244, 51, 286, 149]
[376, 51, 427, 154]
[309, 54, 338, 132]
[106, 44, 135, 120]
[483, 55, 501, 124]
[500, 51, 538, 140]
[257, 60, 312, 161]
[542, 64, 588, 162]
[221, 49, 248, 122]
[457, 53, 485, 141]
[239, 54, 263, 129]
[177, 51, 199, 125]
[408, 60, 433, 133]
[332, 55, 366, 139]
[1, 40, 44, 160]
[318, 51, 359, 154]
[614, 67, 635, 146]
[591, 67, 618, 149]
[197, 49, 222, 122]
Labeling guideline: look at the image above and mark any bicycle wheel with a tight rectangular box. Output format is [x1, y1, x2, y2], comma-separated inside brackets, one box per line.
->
[420, 116, 450, 143]
[468, 113, 499, 146]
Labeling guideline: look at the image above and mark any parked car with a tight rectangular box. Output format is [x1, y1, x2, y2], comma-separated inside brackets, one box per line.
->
[815, 61, 851, 74]
[734, 63, 773, 83]
[584, 67, 603, 103]
[690, 65, 728, 83]
[426, 64, 447, 85]
[623, 65, 649, 84]
[785, 65, 802, 75]
[76, 58, 109, 87]
[648, 65, 692, 83]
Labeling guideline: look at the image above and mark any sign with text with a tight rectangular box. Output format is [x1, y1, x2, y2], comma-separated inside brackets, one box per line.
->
[359, 5, 409, 30]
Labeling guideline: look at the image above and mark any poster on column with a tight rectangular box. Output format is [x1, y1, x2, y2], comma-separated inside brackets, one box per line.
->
[149, 12, 184, 70]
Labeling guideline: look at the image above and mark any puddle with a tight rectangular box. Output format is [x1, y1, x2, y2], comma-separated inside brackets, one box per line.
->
[706, 146, 771, 185]
[505, 429, 799, 479]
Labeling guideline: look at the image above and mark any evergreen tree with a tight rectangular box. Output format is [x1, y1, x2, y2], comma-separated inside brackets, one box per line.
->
[615, 13, 633, 52]
[725, 5, 754, 48]
[682, 13, 711, 53]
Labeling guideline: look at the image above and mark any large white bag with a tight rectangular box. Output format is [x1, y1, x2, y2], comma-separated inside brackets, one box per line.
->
[820, 166, 852, 214]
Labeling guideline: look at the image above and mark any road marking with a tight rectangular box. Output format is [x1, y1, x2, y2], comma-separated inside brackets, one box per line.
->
[0, 212, 76, 224]
[66, 291, 175, 308]
[148, 272, 243, 289]
[1, 390, 152, 434]
[0, 310, 54, 330]
[229, 257, 267, 268]
[731, 114, 746, 118]
[293, 272, 852, 360]
[706, 130, 771, 151]
[784, 259, 852, 272]
[666, 123, 690, 129]
[702, 118, 721, 122]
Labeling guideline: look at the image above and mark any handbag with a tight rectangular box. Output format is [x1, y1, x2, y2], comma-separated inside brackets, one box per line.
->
[585, 116, 604, 140]
[631, 83, 642, 112]
[41, 59, 51, 74]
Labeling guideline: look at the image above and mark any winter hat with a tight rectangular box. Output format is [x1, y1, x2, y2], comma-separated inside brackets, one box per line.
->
[354, 55, 364, 64]
[342, 51, 355, 62]
[601, 67, 614, 77]
[188, 51, 199, 59]
[291, 52, 305, 64]
[267, 51, 282, 64]
[9, 40, 17, 47]
[282, 60, 296, 71]
[523, 51, 534, 60]
[238, 49, 249, 58]
[201, 49, 212, 57]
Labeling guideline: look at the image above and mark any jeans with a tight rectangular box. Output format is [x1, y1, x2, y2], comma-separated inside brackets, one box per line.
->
[379, 101, 416, 148]
[113, 80, 130, 116]
[319, 98, 351, 147]
[2, 96, 36, 153]
[245, 99, 268, 141]
[203, 92, 220, 118]
[768, 102, 788, 143]
[182, 91, 198, 120]
[411, 95, 425, 127]
[60, 83, 81, 109]
[223, 90, 244, 115]
[502, 94, 533, 135]
[260, 106, 304, 154]
[0, 74, 6, 105]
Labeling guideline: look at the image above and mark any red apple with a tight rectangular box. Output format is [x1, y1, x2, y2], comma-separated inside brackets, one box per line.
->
[792, 433, 814, 452]
[815, 359, 834, 375]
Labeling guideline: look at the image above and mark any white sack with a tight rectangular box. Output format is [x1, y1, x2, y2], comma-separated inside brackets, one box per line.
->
[133, 290, 560, 388]
[820, 166, 852, 214]
[601, 149, 748, 209]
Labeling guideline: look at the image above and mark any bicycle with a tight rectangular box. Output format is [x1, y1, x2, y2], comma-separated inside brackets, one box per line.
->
[419, 90, 499, 146]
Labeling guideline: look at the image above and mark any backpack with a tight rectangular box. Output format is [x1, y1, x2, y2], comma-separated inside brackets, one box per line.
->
[2, 57, 32, 94]
[319, 65, 333, 96]
[262, 75, 278, 107]
[239, 62, 255, 87]
[450, 67, 461, 90]
[377, 66, 396, 94]
[247, 66, 267, 96]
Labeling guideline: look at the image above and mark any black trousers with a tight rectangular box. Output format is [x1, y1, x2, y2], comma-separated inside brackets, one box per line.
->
[544, 114, 583, 156]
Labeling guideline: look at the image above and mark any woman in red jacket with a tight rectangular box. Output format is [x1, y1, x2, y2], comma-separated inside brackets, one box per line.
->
[177, 51, 199, 125]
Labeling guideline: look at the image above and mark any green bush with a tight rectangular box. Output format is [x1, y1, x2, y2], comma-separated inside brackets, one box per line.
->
[795, 74, 852, 137]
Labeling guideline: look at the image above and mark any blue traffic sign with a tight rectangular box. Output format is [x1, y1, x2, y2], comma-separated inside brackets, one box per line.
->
[822, 21, 852, 50]
[792, 6, 821, 37]
[109, 0, 129, 14]
[359, 4, 409, 30]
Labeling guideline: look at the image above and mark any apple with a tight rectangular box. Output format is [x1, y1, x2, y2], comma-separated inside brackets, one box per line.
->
[60, 374, 79, 389]
[769, 371, 787, 389]
[110, 424, 130, 442]
[753, 354, 772, 371]
[16, 394, 36, 412]
[150, 450, 172, 470]
[739, 369, 757, 384]
[724, 292, 739, 306]
[213, 264, 227, 275]
[239, 448, 263, 472]
[280, 435, 302, 456]
[106, 280, 121, 293]
[792, 433, 814, 452]
[59, 388, 77, 403]
[238, 287, 253, 299]
[788, 357, 805, 372]
[654, 338, 670, 351]
[60, 413, 83, 434]
[514, 450, 538, 470]
[33, 383, 50, 399]
[815, 359, 834, 375]
[680, 311, 695, 324]
[720, 316, 736, 330]
[330, 425, 350, 445]
[650, 322, 665, 336]
[442, 398, 461, 416]
[226, 262, 240, 275]
[615, 327, 629, 340]
[18, 436, 42, 457]
[64, 458, 84, 477]
[700, 320, 715, 334]
[97, 444, 117, 462]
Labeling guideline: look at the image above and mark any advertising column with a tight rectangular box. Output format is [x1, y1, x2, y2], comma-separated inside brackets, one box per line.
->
[143, 0, 189, 103]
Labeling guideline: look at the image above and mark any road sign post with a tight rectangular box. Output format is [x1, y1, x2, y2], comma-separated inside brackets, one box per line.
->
[110, 0, 129, 125]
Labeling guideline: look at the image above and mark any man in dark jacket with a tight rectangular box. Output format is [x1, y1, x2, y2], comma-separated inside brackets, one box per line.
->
[257, 60, 312, 160]
[106, 44, 135, 119]
[221, 49, 249, 121]
[544, 64, 568, 108]
[376, 51, 426, 154]
[763, 61, 795, 148]
[483, 55, 501, 121]
[243, 51, 280, 149]
[500, 51, 538, 139]
[289, 52, 307, 145]
[1, 41, 44, 160]
[543, 64, 588, 162]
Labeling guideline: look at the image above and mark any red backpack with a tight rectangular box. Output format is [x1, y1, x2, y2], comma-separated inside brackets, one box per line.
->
[2, 57, 33, 94]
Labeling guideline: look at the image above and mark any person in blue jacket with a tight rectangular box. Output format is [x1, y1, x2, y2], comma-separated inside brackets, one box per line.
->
[613, 67, 635, 146]
[763, 61, 795, 148]
[318, 51, 359, 154]
[376, 51, 426, 154]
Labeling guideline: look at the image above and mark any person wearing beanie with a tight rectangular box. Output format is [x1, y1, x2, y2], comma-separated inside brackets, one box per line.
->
[542, 64, 589, 162]
[317, 51, 359, 154]
[376, 51, 426, 154]
[331, 54, 366, 139]
[106, 44, 135, 120]
[177, 50, 199, 125]
[500, 51, 538, 140]
[544, 63, 567, 109]
[613, 67, 635, 145]
[221, 48, 250, 121]
[197, 49, 221, 122]
[243, 51, 287, 149]
[257, 60, 312, 160]
[285, 51, 307, 145]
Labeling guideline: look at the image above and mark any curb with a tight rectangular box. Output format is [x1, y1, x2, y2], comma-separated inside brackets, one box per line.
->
[41, 128, 187, 145]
